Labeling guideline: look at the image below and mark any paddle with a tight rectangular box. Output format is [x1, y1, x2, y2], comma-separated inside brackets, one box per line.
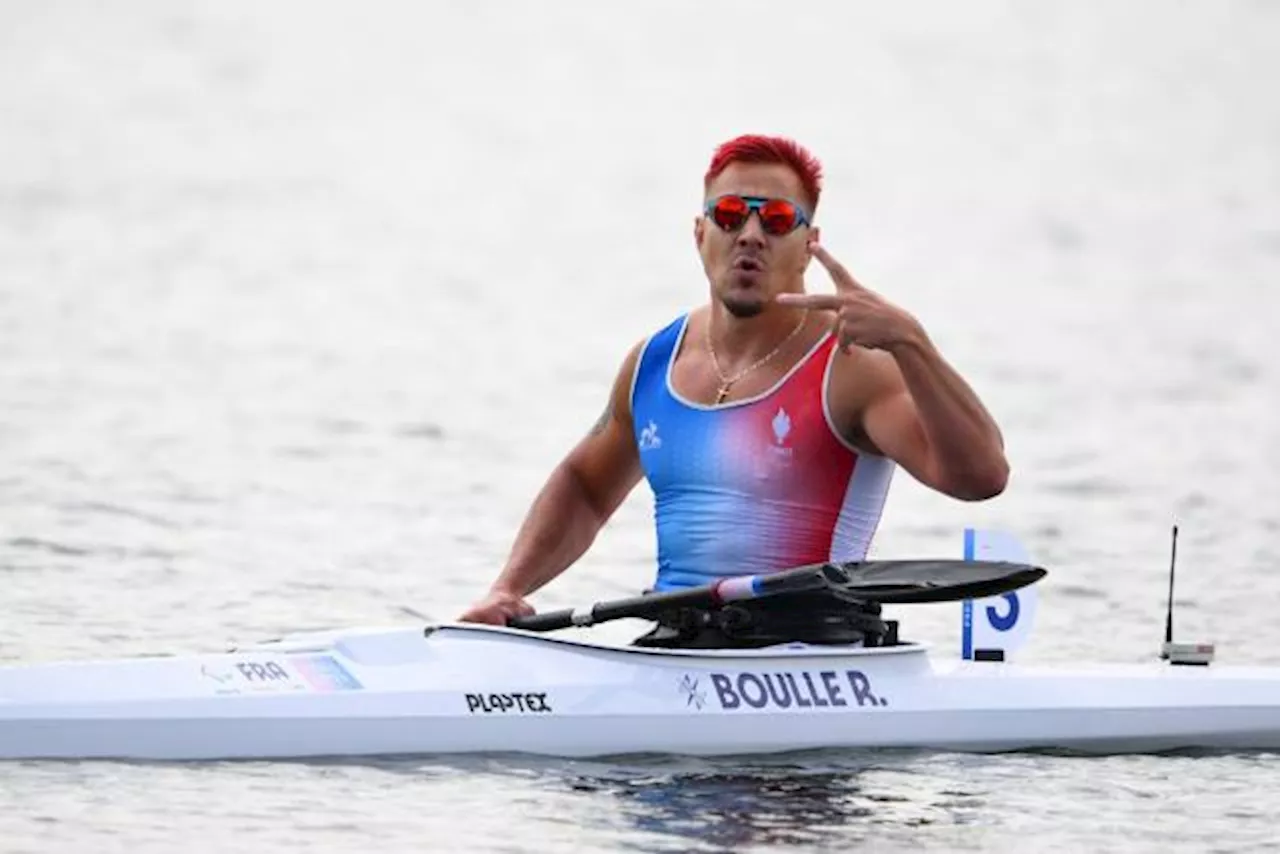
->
[506, 558, 1047, 632]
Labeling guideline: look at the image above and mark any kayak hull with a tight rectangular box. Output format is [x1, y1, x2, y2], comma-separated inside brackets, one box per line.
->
[3, 624, 1279, 761]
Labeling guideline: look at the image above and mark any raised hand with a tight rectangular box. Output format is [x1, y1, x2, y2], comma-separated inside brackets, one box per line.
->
[776, 241, 923, 353]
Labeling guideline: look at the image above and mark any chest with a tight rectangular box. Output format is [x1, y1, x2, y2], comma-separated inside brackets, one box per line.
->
[669, 347, 798, 409]
[634, 372, 842, 495]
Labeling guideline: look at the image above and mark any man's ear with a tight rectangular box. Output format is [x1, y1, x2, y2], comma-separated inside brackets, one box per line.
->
[803, 225, 821, 270]
[693, 215, 705, 249]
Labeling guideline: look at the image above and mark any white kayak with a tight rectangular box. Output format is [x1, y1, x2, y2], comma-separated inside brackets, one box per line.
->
[4, 526, 1272, 762]
[2, 619, 1280, 761]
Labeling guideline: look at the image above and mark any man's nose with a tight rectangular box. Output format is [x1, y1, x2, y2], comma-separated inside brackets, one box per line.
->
[735, 213, 767, 248]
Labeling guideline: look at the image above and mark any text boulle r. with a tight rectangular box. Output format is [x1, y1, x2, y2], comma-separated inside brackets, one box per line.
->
[706, 669, 888, 710]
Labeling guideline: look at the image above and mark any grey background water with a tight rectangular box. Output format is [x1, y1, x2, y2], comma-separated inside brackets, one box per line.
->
[2, 1, 1278, 851]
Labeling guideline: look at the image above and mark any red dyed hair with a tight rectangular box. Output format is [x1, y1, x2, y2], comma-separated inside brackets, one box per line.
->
[703, 134, 824, 212]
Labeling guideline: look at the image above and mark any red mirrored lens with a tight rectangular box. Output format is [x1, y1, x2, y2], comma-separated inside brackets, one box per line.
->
[759, 199, 799, 235]
[711, 196, 750, 231]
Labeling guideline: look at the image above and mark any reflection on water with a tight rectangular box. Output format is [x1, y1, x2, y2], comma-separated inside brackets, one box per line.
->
[4, 748, 1280, 853]
[329, 750, 985, 850]
[588, 770, 889, 849]
[542, 753, 985, 851]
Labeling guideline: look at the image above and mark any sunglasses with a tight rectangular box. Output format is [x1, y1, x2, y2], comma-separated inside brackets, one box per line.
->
[704, 194, 811, 236]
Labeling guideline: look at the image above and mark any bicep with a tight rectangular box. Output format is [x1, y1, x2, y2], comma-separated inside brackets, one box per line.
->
[562, 343, 645, 519]
[848, 358, 943, 493]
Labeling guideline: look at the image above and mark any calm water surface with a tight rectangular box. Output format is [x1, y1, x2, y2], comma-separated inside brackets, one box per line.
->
[2, 1, 1279, 851]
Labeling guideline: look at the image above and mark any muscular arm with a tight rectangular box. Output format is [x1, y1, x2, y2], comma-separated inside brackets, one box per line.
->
[777, 241, 1007, 503]
[485, 342, 645, 598]
[837, 332, 1009, 502]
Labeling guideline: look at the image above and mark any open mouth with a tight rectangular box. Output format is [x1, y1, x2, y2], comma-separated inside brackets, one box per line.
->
[732, 256, 764, 273]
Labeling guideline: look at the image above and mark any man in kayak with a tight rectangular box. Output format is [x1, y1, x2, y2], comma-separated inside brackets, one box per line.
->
[460, 134, 1009, 638]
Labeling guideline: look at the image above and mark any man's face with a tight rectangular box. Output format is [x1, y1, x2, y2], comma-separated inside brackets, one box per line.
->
[695, 162, 818, 318]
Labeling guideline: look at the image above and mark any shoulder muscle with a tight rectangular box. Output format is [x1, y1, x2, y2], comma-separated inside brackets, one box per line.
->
[826, 347, 904, 454]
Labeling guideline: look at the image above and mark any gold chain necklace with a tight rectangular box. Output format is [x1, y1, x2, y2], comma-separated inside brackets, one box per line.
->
[706, 310, 809, 404]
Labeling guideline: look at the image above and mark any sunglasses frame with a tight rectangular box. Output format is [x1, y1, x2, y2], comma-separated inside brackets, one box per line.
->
[704, 194, 812, 236]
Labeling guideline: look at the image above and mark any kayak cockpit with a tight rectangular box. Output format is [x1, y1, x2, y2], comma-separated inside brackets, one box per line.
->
[425, 622, 933, 663]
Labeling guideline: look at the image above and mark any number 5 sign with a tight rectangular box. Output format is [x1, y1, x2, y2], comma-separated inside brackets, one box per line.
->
[961, 528, 1039, 660]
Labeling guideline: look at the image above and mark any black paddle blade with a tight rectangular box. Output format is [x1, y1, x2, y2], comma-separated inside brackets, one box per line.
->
[817, 558, 1046, 604]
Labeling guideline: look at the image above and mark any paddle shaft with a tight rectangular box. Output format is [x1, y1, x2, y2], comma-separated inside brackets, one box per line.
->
[507, 564, 834, 632]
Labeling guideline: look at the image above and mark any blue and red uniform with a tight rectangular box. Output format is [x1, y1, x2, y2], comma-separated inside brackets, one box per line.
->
[631, 314, 896, 591]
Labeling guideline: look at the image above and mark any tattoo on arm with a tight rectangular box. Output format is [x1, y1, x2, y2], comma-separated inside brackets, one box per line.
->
[589, 400, 613, 435]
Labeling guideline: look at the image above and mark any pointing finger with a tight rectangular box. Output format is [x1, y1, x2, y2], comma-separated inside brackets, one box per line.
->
[775, 293, 843, 310]
[809, 242, 864, 292]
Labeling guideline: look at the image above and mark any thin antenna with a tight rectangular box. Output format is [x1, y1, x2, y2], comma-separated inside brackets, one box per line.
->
[1159, 523, 1215, 665]
[1162, 524, 1178, 654]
